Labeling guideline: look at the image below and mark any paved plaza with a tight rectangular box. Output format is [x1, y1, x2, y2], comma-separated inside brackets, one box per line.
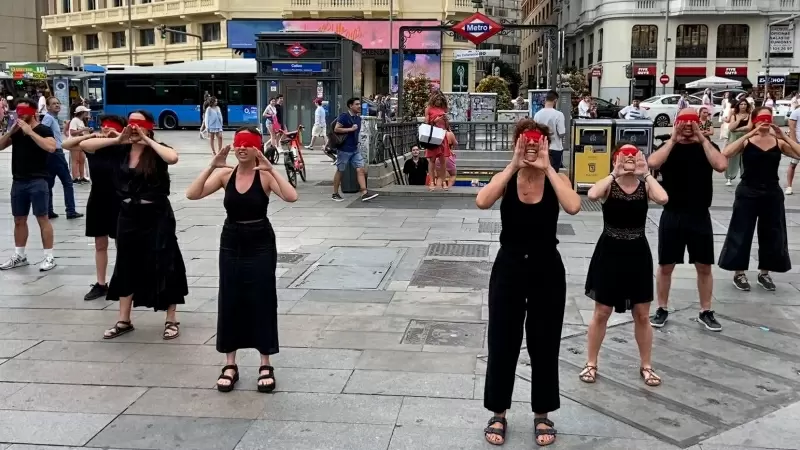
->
[0, 130, 799, 450]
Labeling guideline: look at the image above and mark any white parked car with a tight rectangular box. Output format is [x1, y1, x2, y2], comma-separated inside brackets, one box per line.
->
[639, 94, 723, 127]
[774, 100, 791, 117]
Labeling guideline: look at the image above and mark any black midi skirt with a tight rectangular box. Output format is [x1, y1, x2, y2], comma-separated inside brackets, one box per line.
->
[107, 199, 188, 311]
[585, 234, 653, 313]
[216, 219, 279, 355]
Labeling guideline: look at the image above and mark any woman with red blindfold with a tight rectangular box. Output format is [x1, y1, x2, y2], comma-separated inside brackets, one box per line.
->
[186, 127, 297, 393]
[476, 119, 581, 447]
[580, 142, 668, 388]
[62, 114, 128, 301]
[79, 110, 187, 341]
[719, 106, 800, 292]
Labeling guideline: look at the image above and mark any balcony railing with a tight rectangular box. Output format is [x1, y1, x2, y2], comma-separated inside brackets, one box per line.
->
[675, 46, 708, 58]
[43, 0, 221, 29]
[631, 47, 657, 59]
[716, 47, 748, 58]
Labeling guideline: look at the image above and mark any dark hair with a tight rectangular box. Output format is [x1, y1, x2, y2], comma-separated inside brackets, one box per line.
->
[15, 98, 36, 110]
[346, 97, 360, 107]
[276, 94, 284, 99]
[129, 110, 159, 176]
[612, 140, 639, 160]
[98, 114, 127, 128]
[545, 90, 559, 102]
[734, 99, 752, 113]
[427, 91, 448, 109]
[513, 118, 550, 143]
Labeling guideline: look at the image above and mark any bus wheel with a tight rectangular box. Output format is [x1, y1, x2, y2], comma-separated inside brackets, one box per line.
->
[160, 113, 179, 130]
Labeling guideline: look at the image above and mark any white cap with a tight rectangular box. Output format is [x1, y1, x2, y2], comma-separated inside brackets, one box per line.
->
[5, 96, 12, 101]
[75, 105, 91, 113]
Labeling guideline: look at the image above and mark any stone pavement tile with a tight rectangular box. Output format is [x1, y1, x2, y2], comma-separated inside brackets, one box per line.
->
[385, 302, 482, 320]
[293, 265, 388, 290]
[234, 420, 394, 450]
[699, 445, 779, 450]
[125, 387, 268, 419]
[0, 384, 146, 414]
[4, 445, 128, 450]
[355, 350, 476, 374]
[0, 294, 108, 310]
[301, 227, 365, 239]
[397, 398, 536, 430]
[300, 289, 395, 303]
[391, 291, 483, 306]
[312, 331, 420, 351]
[325, 316, 411, 333]
[0, 309, 123, 326]
[0, 324, 105, 342]
[0, 410, 116, 447]
[287, 301, 389, 316]
[278, 314, 335, 330]
[15, 341, 146, 363]
[108, 325, 216, 345]
[317, 247, 401, 266]
[88, 415, 251, 450]
[700, 402, 800, 449]
[0, 382, 26, 401]
[344, 370, 475, 398]
[0, 340, 38, 358]
[276, 288, 309, 301]
[231, 366, 352, 394]
[362, 228, 428, 240]
[129, 311, 219, 329]
[388, 425, 536, 450]
[259, 392, 402, 424]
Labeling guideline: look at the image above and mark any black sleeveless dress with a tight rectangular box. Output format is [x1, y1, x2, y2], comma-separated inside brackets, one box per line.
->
[585, 181, 653, 313]
[216, 167, 279, 355]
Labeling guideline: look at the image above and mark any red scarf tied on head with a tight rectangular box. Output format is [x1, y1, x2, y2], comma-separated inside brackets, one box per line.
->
[233, 131, 262, 149]
[752, 113, 773, 126]
[16, 105, 36, 117]
[616, 144, 639, 158]
[523, 129, 544, 143]
[675, 111, 700, 123]
[101, 120, 124, 133]
[128, 118, 154, 130]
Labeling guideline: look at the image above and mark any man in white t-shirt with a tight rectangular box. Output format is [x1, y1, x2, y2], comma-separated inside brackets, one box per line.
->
[785, 108, 800, 194]
[533, 90, 566, 169]
[618, 99, 650, 120]
[577, 94, 592, 118]
[37, 89, 50, 119]
[308, 98, 327, 151]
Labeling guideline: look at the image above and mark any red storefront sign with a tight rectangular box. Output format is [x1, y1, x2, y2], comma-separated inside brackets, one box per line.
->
[591, 67, 603, 78]
[674, 67, 706, 76]
[715, 67, 747, 77]
[634, 65, 656, 76]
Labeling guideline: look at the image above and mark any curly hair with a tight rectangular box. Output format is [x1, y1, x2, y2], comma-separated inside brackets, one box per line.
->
[733, 99, 752, 113]
[426, 91, 448, 109]
[512, 118, 550, 143]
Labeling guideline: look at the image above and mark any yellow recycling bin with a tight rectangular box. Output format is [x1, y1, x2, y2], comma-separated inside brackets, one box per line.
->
[570, 119, 613, 192]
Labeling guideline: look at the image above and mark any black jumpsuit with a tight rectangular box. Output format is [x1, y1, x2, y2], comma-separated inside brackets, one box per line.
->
[718, 138, 791, 272]
[484, 172, 566, 415]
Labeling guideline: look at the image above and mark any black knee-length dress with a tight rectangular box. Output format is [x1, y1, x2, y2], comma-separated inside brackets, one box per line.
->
[216, 167, 279, 355]
[84, 151, 121, 238]
[105, 145, 188, 311]
[585, 181, 653, 313]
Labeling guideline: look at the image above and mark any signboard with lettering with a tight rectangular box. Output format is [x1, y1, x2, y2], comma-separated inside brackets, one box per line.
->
[757, 75, 786, 85]
[453, 49, 502, 59]
[769, 26, 794, 57]
[272, 62, 323, 73]
[452, 61, 469, 93]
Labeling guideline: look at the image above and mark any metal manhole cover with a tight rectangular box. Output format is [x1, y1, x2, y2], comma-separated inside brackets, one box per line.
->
[401, 320, 486, 347]
[580, 197, 603, 212]
[277, 253, 307, 264]
[410, 260, 492, 288]
[426, 243, 489, 258]
[479, 222, 574, 235]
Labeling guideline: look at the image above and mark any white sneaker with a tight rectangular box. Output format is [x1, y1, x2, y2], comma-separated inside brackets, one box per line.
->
[785, 186, 793, 195]
[0, 254, 29, 270]
[725, 179, 732, 186]
[39, 256, 56, 272]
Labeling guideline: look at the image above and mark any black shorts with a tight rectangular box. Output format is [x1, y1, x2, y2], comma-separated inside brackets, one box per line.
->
[658, 209, 714, 265]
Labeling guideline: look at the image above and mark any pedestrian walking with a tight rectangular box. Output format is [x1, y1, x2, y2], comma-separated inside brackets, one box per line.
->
[204, 97, 224, 155]
[423, 92, 453, 191]
[68, 106, 92, 184]
[41, 96, 82, 220]
[185, 127, 298, 393]
[476, 119, 581, 447]
[581, 143, 668, 387]
[725, 99, 752, 185]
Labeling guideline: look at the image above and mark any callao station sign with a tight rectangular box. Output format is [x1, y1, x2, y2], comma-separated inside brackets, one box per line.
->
[452, 12, 503, 45]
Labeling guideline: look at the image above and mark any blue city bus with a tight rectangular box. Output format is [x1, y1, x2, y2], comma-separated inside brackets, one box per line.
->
[103, 60, 259, 129]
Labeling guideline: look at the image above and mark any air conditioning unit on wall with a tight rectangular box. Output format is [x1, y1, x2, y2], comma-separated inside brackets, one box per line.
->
[68, 55, 84, 70]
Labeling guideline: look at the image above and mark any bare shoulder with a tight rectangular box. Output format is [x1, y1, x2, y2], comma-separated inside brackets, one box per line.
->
[217, 167, 236, 185]
[258, 169, 275, 194]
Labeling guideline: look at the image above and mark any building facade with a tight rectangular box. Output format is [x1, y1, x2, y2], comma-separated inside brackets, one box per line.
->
[41, 0, 480, 94]
[475, 0, 523, 79]
[560, 0, 800, 103]
[520, 0, 557, 89]
[1, 0, 49, 62]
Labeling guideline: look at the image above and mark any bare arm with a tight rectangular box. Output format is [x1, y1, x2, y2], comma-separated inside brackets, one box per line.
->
[548, 167, 581, 215]
[789, 119, 798, 144]
[644, 174, 669, 205]
[185, 166, 229, 200]
[142, 135, 179, 165]
[587, 174, 615, 201]
[80, 137, 119, 153]
[722, 129, 756, 159]
[647, 138, 675, 169]
[0, 127, 14, 150]
[476, 164, 516, 209]
[701, 137, 727, 172]
[778, 139, 800, 159]
[264, 169, 299, 203]
[62, 132, 99, 152]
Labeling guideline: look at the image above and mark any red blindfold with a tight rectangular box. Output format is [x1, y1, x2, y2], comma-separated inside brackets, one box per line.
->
[675, 113, 700, 123]
[128, 118, 154, 130]
[753, 114, 773, 125]
[616, 145, 639, 157]
[16, 105, 36, 117]
[101, 120, 124, 133]
[233, 132, 262, 149]
[523, 129, 544, 142]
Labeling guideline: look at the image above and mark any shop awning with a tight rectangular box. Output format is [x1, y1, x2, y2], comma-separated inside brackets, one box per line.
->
[686, 76, 742, 89]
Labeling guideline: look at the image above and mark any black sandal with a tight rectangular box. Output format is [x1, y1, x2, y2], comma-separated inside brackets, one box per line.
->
[103, 321, 134, 340]
[534, 417, 557, 447]
[216, 364, 239, 393]
[257, 365, 276, 393]
[163, 321, 180, 340]
[483, 415, 507, 446]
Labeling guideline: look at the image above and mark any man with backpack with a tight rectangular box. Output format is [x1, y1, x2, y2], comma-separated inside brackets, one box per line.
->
[329, 97, 378, 202]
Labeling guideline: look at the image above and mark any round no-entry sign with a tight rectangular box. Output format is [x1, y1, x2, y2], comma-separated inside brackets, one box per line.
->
[659, 74, 670, 85]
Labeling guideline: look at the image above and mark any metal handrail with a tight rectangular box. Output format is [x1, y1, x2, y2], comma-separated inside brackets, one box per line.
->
[382, 133, 405, 185]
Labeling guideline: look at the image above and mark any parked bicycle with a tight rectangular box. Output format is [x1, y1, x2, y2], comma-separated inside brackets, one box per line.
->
[280, 125, 307, 187]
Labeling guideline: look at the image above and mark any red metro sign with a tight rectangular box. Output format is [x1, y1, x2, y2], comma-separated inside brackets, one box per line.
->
[287, 43, 307, 58]
[452, 12, 504, 46]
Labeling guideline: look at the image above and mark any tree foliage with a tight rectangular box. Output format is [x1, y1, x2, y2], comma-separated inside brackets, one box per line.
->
[476, 75, 512, 110]
[559, 67, 588, 96]
[401, 75, 433, 120]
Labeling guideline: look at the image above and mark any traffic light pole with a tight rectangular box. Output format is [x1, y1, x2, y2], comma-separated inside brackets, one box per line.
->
[157, 25, 204, 60]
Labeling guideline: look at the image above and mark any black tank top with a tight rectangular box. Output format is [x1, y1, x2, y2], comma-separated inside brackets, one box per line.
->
[499, 171, 560, 252]
[602, 181, 648, 238]
[224, 167, 269, 222]
[741, 139, 781, 187]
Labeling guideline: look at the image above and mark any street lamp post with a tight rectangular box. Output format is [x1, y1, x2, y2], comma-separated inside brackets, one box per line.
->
[661, 0, 670, 94]
[127, 0, 134, 65]
[764, 14, 799, 101]
[388, 0, 393, 98]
